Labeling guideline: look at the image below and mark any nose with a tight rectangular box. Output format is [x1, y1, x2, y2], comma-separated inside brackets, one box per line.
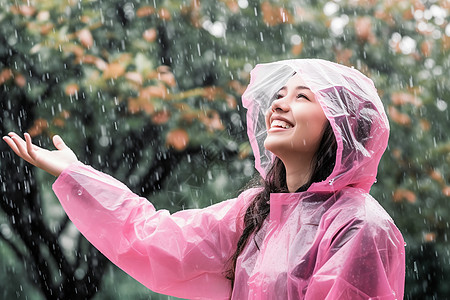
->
[270, 96, 290, 112]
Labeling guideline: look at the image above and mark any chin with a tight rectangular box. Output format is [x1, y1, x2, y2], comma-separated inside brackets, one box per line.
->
[263, 137, 284, 157]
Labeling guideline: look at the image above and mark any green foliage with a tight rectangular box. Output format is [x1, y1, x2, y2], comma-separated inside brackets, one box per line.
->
[1, 0, 449, 298]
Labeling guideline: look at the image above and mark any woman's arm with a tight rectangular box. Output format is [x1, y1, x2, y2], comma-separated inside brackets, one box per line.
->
[4, 132, 253, 299]
[52, 163, 252, 299]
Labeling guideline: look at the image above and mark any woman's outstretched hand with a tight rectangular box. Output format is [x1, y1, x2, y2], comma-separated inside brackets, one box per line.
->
[3, 132, 78, 177]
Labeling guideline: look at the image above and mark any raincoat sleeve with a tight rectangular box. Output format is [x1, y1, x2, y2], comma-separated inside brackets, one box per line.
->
[305, 198, 405, 300]
[52, 161, 255, 300]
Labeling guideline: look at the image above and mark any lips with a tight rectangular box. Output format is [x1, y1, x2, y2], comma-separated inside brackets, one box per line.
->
[269, 116, 294, 129]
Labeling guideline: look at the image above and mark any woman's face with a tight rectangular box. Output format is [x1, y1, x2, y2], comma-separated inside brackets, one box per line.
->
[264, 73, 328, 162]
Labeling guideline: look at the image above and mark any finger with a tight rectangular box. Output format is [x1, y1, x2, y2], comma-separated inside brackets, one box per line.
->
[24, 133, 37, 160]
[3, 136, 21, 156]
[53, 135, 68, 150]
[8, 132, 21, 140]
[10, 135, 34, 162]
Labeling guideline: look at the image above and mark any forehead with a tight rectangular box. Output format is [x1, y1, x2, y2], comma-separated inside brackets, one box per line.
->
[282, 73, 308, 89]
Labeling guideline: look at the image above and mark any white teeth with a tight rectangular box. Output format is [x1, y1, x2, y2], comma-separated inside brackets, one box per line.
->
[271, 120, 292, 129]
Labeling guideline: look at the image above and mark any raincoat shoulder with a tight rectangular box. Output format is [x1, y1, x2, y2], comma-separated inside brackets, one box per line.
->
[52, 161, 258, 300]
[308, 189, 405, 299]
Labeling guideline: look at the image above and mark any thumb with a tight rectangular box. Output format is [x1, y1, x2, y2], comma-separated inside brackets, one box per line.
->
[53, 135, 68, 150]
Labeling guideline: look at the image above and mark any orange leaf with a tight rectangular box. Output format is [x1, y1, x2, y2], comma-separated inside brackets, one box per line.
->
[388, 106, 411, 126]
[355, 17, 376, 44]
[137, 6, 155, 17]
[116, 53, 133, 64]
[14, 74, 26, 87]
[77, 28, 94, 48]
[261, 2, 293, 26]
[291, 43, 303, 56]
[335, 48, 353, 65]
[419, 119, 430, 131]
[0, 69, 13, 85]
[158, 8, 171, 20]
[53, 118, 65, 127]
[64, 44, 85, 58]
[413, 0, 426, 11]
[421, 40, 433, 57]
[374, 10, 395, 25]
[429, 169, 444, 183]
[202, 86, 225, 100]
[201, 111, 225, 131]
[143, 28, 157, 42]
[402, 8, 414, 20]
[40, 23, 54, 35]
[224, 0, 240, 13]
[37, 11, 50, 21]
[28, 118, 49, 137]
[166, 129, 189, 151]
[423, 232, 436, 242]
[80, 15, 91, 23]
[140, 85, 168, 100]
[391, 92, 421, 106]
[443, 186, 450, 197]
[226, 95, 237, 109]
[391, 148, 402, 159]
[103, 63, 125, 79]
[125, 72, 143, 85]
[261, 2, 277, 26]
[228, 80, 246, 95]
[65, 83, 79, 96]
[393, 188, 416, 203]
[127, 97, 141, 114]
[152, 110, 171, 124]
[60, 110, 71, 119]
[78, 54, 97, 64]
[12, 5, 36, 17]
[157, 66, 176, 87]
[95, 58, 108, 71]
[442, 34, 450, 51]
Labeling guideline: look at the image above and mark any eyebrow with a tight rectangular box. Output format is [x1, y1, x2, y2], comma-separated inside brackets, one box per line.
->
[279, 85, 311, 91]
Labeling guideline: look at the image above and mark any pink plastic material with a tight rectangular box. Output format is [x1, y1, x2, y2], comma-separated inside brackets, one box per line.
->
[53, 59, 405, 299]
[242, 59, 389, 193]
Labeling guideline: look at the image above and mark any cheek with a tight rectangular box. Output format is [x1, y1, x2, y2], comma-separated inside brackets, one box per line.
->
[295, 110, 327, 145]
[265, 110, 272, 130]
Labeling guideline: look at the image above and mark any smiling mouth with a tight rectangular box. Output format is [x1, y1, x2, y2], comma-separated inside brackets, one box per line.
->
[270, 119, 293, 129]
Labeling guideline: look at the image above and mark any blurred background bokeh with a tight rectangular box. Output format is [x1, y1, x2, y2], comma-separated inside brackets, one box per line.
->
[1, 0, 449, 299]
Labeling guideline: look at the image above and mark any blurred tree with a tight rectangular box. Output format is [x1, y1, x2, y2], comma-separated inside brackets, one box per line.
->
[0, 0, 449, 299]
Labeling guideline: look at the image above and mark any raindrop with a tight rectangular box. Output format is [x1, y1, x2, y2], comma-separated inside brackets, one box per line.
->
[323, 2, 339, 16]
[238, 0, 248, 9]
[436, 99, 447, 111]
[330, 15, 349, 36]
[399, 36, 416, 55]
[290, 34, 301, 45]
[0, 224, 12, 239]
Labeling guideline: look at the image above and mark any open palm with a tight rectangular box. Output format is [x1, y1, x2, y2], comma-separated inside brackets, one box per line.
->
[3, 132, 78, 177]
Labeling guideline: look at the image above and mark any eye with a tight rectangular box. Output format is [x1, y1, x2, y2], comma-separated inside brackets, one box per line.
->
[297, 93, 309, 101]
[275, 93, 284, 99]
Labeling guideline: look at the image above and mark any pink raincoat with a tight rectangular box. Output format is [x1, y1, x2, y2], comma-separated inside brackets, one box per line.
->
[53, 59, 405, 299]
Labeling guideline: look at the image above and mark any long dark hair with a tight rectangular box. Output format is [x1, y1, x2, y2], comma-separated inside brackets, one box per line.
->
[225, 121, 337, 287]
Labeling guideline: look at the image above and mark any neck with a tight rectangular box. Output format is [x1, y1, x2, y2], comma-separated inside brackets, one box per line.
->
[281, 154, 314, 192]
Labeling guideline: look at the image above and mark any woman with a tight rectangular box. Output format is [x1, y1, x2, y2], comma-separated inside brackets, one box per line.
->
[3, 59, 405, 299]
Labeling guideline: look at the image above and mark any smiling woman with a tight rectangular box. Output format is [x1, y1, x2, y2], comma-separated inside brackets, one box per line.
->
[3, 59, 405, 300]
[264, 74, 329, 192]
